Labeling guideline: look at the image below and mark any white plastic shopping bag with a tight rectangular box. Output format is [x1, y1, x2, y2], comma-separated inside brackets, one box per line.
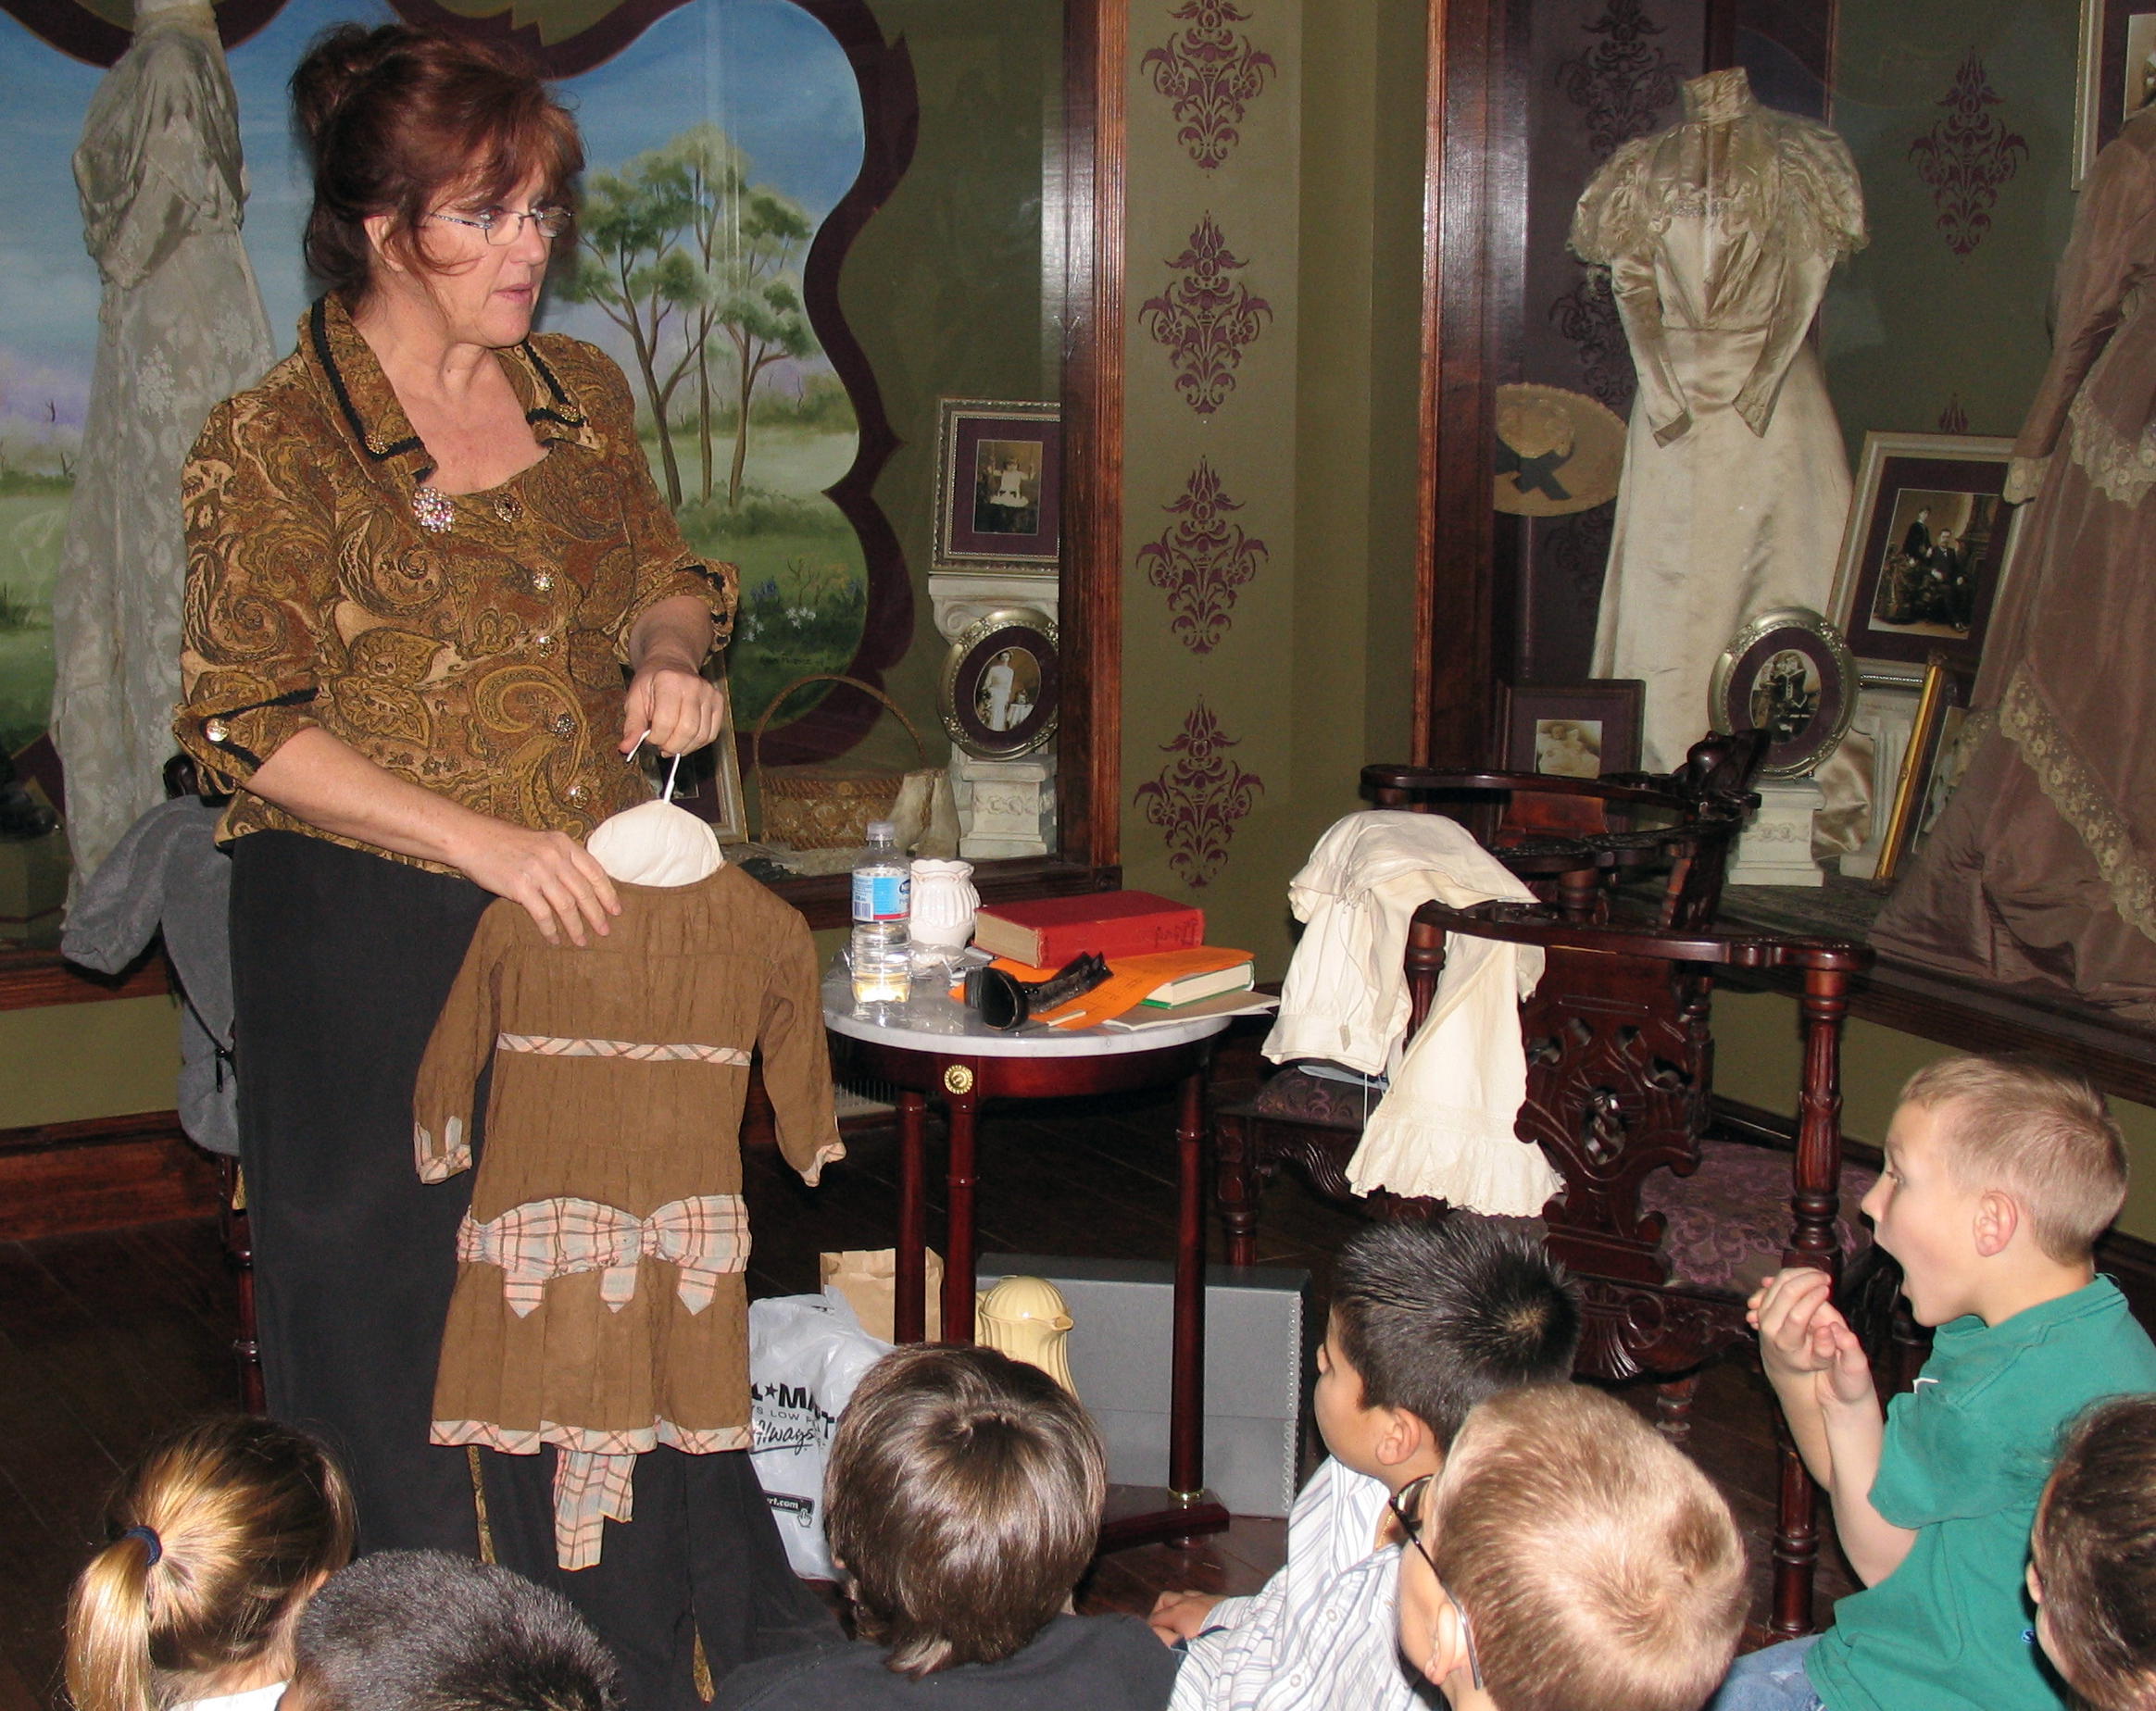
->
[748, 1290, 891, 1579]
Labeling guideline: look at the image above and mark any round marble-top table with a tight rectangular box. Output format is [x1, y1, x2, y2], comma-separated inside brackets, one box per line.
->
[824, 975, 1234, 1542]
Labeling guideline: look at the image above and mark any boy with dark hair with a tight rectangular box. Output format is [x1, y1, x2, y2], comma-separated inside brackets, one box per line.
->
[1153, 1217, 1581, 1711]
[713, 1343, 1178, 1709]
[2030, 1393, 2156, 1710]
[286, 1551, 620, 1711]
[1395, 1383, 1748, 1711]
[1713, 1054, 2156, 1711]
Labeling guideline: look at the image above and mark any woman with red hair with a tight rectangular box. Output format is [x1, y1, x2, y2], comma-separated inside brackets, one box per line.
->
[175, 26, 828, 1705]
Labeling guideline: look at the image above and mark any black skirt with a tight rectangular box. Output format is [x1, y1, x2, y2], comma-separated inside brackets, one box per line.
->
[230, 830, 491, 1553]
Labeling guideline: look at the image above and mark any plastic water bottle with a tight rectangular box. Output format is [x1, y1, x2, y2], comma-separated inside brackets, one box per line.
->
[850, 820, 911, 1008]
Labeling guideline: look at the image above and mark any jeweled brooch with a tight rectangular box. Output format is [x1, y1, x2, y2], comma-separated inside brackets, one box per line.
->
[412, 485, 455, 533]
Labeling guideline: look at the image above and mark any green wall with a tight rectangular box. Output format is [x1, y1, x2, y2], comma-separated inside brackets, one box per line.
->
[0, 996, 180, 1130]
[1821, 0, 2080, 453]
[1117, 0, 1423, 979]
[833, 0, 1062, 759]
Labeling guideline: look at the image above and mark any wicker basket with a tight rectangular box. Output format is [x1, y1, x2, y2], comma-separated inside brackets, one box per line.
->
[750, 674, 934, 851]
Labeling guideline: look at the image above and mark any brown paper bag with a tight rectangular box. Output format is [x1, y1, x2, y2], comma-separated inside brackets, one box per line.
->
[820, 1247, 944, 1342]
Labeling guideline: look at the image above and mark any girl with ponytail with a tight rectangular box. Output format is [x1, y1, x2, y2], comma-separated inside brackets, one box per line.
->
[66, 1418, 355, 1711]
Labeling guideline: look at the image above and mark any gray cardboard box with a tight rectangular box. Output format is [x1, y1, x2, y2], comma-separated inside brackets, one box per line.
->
[979, 1253, 1310, 1518]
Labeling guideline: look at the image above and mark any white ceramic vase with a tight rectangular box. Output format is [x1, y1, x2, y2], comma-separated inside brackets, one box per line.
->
[908, 857, 978, 955]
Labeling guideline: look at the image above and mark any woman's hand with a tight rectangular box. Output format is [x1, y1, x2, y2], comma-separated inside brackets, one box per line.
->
[621, 595, 723, 757]
[452, 819, 621, 946]
[620, 660, 728, 758]
[246, 729, 617, 944]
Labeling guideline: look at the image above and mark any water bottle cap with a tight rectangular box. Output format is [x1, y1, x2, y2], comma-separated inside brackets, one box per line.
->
[866, 819, 896, 840]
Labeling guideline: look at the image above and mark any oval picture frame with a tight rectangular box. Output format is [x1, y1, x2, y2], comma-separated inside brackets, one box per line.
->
[1708, 606, 1859, 781]
[940, 607, 1059, 761]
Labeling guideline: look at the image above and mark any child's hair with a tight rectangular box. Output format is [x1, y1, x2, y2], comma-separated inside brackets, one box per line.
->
[290, 1551, 619, 1711]
[2033, 1394, 2156, 1710]
[66, 1416, 357, 1711]
[1329, 1217, 1581, 1446]
[1900, 1053, 2127, 1261]
[823, 1343, 1104, 1679]
[1428, 1384, 1747, 1711]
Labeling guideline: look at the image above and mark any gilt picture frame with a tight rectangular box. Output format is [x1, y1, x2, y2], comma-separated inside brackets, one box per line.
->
[932, 399, 1062, 571]
[939, 607, 1059, 760]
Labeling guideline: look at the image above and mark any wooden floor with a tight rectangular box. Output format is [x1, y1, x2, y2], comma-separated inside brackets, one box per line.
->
[0, 1085, 1851, 1711]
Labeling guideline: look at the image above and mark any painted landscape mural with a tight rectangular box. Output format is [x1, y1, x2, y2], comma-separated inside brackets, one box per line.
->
[0, 0, 870, 755]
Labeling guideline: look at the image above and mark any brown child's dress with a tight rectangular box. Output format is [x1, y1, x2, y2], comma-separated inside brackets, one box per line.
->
[413, 864, 842, 1568]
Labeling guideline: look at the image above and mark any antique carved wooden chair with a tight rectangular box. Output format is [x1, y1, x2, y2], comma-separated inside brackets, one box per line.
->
[1214, 748, 1874, 1634]
[1360, 729, 1771, 931]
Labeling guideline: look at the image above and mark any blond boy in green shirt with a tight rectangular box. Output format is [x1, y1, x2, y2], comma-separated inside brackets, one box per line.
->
[1711, 1055, 2156, 1711]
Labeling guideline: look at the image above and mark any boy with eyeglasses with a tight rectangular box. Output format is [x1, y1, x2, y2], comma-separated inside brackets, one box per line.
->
[1151, 1218, 1580, 1711]
[1395, 1384, 1747, 1711]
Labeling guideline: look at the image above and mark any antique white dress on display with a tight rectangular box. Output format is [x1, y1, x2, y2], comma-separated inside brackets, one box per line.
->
[1572, 69, 1865, 772]
[49, 0, 275, 883]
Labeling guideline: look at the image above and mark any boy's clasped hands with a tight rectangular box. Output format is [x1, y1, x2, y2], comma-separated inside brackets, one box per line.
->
[1749, 1266, 1875, 1410]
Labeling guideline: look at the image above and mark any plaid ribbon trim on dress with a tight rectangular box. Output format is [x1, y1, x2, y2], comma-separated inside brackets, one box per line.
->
[433, 1418, 753, 1457]
[457, 1194, 750, 1317]
[556, 1450, 635, 1571]
[495, 1033, 753, 1065]
[414, 1114, 471, 1182]
[432, 1418, 752, 1568]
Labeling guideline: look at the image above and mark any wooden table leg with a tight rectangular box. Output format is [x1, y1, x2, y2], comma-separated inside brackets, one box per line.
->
[943, 1073, 979, 1343]
[895, 1091, 927, 1344]
[1170, 1066, 1206, 1504]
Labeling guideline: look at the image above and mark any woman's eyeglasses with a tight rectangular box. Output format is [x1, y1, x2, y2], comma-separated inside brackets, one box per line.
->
[1387, 1472, 1485, 1692]
[431, 206, 571, 244]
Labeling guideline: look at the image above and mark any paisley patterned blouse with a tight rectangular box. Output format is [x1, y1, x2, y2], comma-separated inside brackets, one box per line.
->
[177, 295, 734, 871]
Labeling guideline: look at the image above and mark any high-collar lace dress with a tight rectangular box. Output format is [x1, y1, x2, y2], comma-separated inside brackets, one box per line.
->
[1572, 69, 1866, 771]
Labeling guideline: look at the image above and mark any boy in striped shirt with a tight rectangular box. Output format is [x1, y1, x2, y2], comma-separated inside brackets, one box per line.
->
[1149, 1219, 1580, 1711]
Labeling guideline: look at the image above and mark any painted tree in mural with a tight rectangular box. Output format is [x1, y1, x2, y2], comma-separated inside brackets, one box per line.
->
[558, 123, 815, 510]
[559, 160, 700, 506]
[646, 125, 749, 505]
[714, 187, 814, 505]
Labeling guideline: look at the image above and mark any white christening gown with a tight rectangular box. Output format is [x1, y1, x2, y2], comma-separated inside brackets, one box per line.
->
[1573, 68, 1865, 772]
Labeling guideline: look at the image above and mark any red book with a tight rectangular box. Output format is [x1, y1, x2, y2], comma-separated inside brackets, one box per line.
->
[972, 891, 1204, 967]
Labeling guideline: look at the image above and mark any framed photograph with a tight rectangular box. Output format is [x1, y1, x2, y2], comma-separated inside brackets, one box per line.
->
[939, 607, 1059, 760]
[1498, 681, 1645, 779]
[1874, 656, 1970, 882]
[2077, 0, 2156, 183]
[1827, 432, 2021, 678]
[1709, 607, 1859, 781]
[647, 664, 749, 843]
[932, 399, 1062, 571]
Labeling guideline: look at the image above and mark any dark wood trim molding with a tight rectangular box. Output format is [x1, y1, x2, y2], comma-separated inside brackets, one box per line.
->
[1414, 0, 1522, 767]
[0, 945, 167, 1012]
[1411, 0, 1441, 765]
[0, 1112, 218, 1240]
[756, 1, 922, 768]
[1059, 0, 1126, 873]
